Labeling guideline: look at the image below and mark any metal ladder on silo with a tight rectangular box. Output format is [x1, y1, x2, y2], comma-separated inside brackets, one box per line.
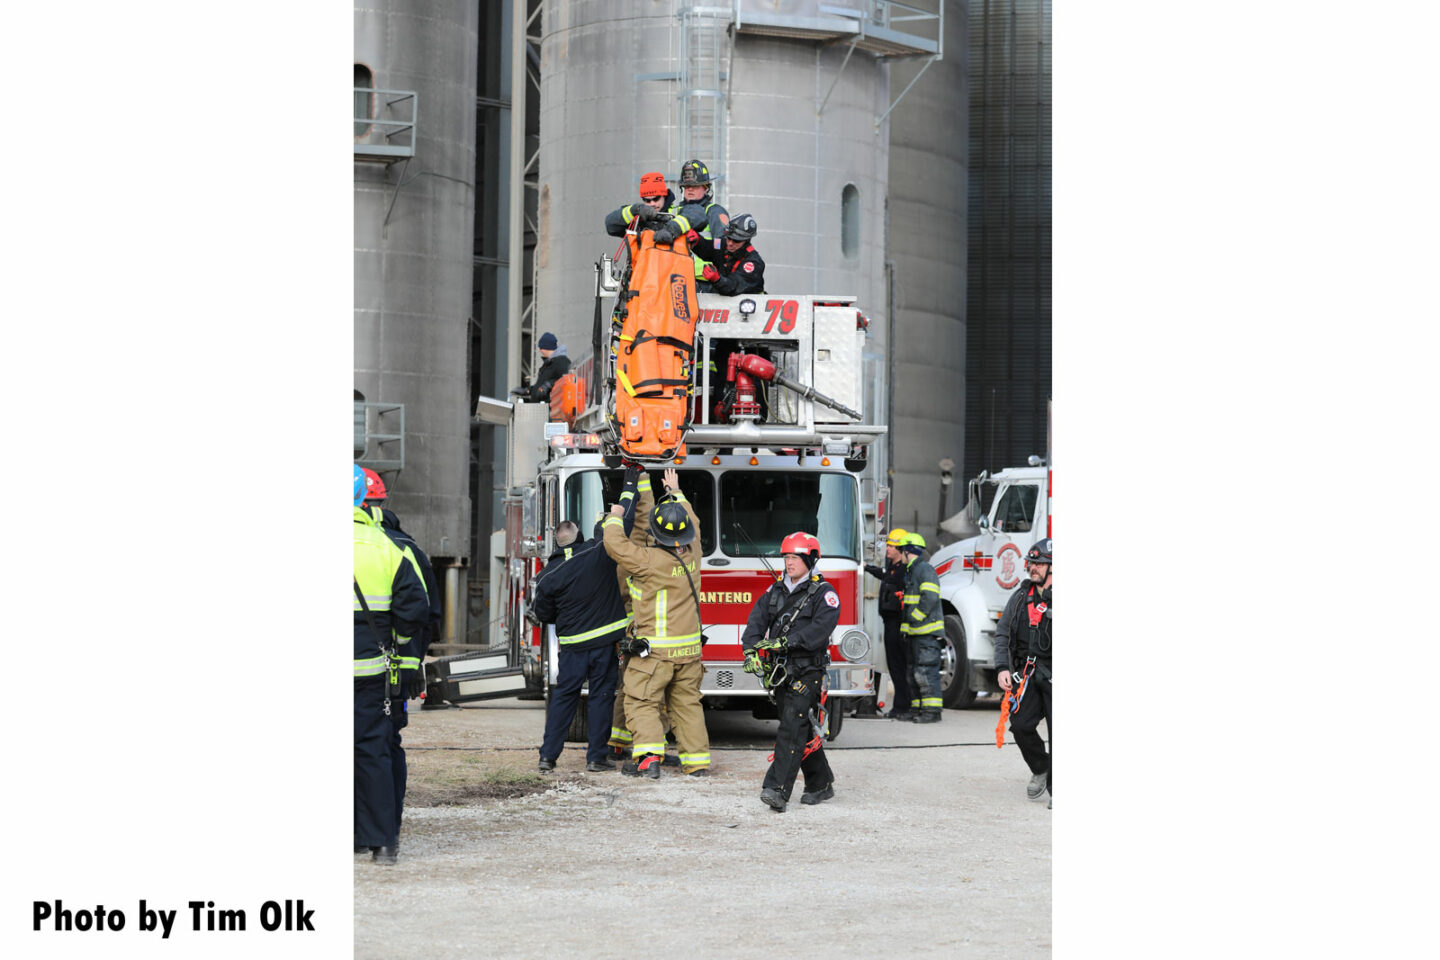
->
[677, 4, 732, 198]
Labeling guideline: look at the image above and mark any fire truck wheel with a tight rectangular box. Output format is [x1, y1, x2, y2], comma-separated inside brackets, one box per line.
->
[543, 684, 591, 742]
[565, 695, 589, 742]
[824, 701, 844, 741]
[941, 614, 976, 709]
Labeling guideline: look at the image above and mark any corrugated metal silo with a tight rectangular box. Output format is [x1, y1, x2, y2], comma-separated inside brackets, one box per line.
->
[535, 1, 906, 360]
[886, 1, 970, 540]
[354, 1, 479, 575]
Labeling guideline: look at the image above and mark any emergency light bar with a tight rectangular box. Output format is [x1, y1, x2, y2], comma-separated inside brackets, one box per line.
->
[548, 433, 603, 449]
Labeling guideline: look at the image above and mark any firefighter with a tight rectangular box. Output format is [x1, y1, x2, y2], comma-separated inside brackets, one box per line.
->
[353, 464, 429, 865]
[865, 527, 913, 720]
[361, 468, 442, 839]
[901, 532, 945, 723]
[674, 158, 730, 267]
[694, 213, 765, 296]
[741, 532, 840, 813]
[606, 470, 681, 764]
[995, 538, 1052, 807]
[532, 516, 627, 773]
[511, 331, 570, 403]
[604, 171, 692, 245]
[602, 467, 710, 777]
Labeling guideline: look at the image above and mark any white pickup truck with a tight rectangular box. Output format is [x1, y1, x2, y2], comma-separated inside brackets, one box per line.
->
[927, 462, 1051, 706]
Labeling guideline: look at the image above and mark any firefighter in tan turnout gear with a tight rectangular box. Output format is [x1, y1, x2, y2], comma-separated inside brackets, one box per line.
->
[606, 466, 676, 764]
[602, 467, 711, 776]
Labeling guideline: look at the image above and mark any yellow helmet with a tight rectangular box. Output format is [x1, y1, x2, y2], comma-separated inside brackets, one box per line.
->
[885, 527, 909, 548]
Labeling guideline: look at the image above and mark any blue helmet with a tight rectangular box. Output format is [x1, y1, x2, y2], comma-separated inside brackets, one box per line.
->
[354, 463, 367, 506]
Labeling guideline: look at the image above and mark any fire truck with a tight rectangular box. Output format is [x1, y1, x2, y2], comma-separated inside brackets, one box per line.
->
[433, 261, 889, 742]
[927, 460, 1051, 707]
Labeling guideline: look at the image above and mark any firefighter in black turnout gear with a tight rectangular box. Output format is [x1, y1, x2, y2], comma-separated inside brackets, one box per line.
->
[533, 517, 626, 772]
[995, 538, 1053, 806]
[694, 213, 765, 296]
[865, 527, 913, 719]
[901, 532, 945, 723]
[741, 532, 839, 813]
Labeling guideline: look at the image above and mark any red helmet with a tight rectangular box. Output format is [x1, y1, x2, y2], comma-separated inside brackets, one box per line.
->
[780, 531, 821, 568]
[362, 467, 388, 502]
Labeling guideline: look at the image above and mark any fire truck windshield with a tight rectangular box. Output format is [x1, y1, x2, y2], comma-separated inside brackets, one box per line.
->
[564, 470, 717, 554]
[719, 471, 860, 561]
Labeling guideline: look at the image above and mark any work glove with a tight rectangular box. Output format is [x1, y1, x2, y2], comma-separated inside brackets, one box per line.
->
[742, 650, 762, 675]
[701, 265, 720, 283]
[685, 229, 702, 246]
[651, 219, 682, 244]
[404, 670, 426, 699]
[623, 462, 641, 484]
[755, 636, 785, 653]
[633, 202, 663, 223]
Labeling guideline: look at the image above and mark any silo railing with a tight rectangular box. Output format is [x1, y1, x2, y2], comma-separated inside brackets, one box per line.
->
[354, 401, 405, 472]
[354, 88, 418, 161]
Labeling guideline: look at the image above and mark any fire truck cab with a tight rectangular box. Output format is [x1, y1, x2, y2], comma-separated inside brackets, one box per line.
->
[445, 279, 890, 742]
[928, 462, 1051, 707]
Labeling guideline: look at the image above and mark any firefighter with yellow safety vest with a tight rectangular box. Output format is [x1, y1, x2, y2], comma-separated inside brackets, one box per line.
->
[360, 468, 441, 844]
[900, 531, 945, 723]
[353, 464, 429, 865]
[602, 467, 711, 777]
[674, 158, 730, 278]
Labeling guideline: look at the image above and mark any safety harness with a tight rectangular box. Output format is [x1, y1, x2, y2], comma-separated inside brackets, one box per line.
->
[995, 656, 1036, 749]
[354, 579, 401, 717]
[760, 577, 831, 763]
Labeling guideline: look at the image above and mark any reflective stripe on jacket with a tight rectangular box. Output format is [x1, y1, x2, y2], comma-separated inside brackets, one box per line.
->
[603, 490, 704, 661]
[900, 556, 944, 637]
[353, 507, 429, 670]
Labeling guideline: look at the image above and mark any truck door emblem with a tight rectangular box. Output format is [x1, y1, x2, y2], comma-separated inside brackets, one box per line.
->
[996, 543, 1023, 589]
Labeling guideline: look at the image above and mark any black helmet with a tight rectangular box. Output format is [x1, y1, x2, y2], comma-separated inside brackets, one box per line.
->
[1026, 538, 1052, 565]
[678, 159, 712, 187]
[650, 499, 695, 547]
[725, 213, 757, 243]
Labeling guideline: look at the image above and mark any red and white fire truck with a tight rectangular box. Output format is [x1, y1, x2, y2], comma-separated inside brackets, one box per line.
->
[928, 460, 1051, 707]
[434, 269, 889, 742]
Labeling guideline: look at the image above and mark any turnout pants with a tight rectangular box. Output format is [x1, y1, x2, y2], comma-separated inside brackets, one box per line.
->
[1009, 671, 1052, 793]
[610, 651, 671, 751]
[623, 657, 709, 772]
[762, 667, 834, 802]
[541, 642, 620, 764]
[911, 635, 944, 715]
[355, 676, 397, 848]
[881, 613, 911, 713]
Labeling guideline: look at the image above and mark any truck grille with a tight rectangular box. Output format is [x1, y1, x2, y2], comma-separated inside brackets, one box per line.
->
[714, 670, 734, 688]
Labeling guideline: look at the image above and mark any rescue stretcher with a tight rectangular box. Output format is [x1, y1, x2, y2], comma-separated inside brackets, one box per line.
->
[605, 222, 700, 463]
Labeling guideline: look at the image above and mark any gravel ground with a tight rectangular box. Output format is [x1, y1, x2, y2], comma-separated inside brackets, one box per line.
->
[355, 696, 1051, 959]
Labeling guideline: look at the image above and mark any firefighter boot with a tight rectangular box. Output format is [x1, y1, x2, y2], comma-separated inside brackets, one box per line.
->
[622, 755, 662, 779]
[760, 787, 787, 813]
[800, 784, 835, 805]
[912, 710, 941, 724]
